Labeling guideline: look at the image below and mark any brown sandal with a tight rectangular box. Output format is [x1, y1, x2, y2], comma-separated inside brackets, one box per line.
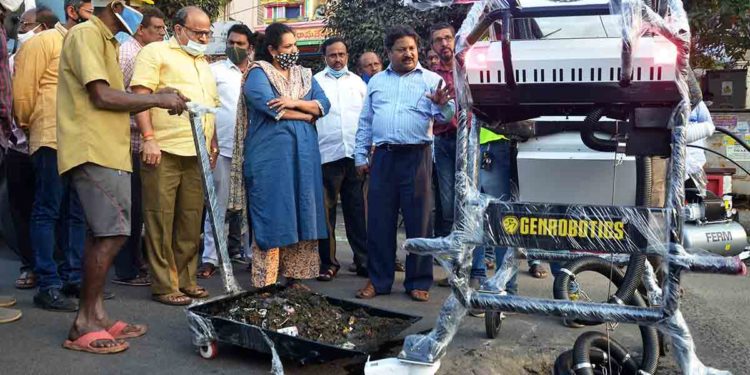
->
[408, 289, 430, 302]
[180, 286, 209, 299]
[316, 268, 337, 282]
[15, 271, 37, 289]
[197, 263, 217, 279]
[152, 293, 192, 306]
[356, 281, 377, 299]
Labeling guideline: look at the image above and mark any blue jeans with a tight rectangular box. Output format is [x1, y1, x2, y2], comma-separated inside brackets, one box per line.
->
[30, 147, 85, 291]
[470, 140, 523, 294]
[433, 133, 456, 236]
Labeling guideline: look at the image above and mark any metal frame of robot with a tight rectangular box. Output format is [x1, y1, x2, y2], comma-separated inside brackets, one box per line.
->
[398, 0, 745, 373]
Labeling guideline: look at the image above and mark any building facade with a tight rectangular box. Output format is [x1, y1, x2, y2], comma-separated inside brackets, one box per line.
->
[256, 0, 327, 53]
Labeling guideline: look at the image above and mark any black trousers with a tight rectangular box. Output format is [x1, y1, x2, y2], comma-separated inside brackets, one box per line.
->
[113, 153, 145, 279]
[318, 157, 368, 272]
[368, 145, 433, 293]
[5, 148, 35, 272]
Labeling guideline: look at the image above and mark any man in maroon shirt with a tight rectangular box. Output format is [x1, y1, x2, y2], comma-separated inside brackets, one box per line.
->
[429, 23, 458, 238]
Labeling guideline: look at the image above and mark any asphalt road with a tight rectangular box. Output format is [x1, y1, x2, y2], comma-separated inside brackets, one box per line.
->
[1, 228, 749, 374]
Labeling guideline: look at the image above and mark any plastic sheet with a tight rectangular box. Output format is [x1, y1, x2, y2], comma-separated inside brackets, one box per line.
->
[187, 103, 243, 295]
[186, 309, 217, 347]
[399, 0, 742, 373]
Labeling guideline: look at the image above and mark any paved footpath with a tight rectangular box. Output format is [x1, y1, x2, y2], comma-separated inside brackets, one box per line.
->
[1, 231, 749, 374]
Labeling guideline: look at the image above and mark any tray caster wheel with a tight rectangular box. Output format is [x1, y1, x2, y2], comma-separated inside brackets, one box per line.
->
[199, 342, 218, 359]
[485, 311, 502, 339]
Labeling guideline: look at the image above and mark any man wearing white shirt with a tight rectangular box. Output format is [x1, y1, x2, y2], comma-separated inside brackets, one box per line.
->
[314, 37, 368, 281]
[197, 24, 255, 279]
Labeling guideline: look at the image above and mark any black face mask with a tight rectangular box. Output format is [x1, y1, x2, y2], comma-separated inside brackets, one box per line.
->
[226, 46, 249, 66]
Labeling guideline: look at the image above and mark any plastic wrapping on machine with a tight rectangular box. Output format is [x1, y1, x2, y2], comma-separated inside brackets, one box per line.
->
[187, 103, 243, 295]
[398, 0, 740, 373]
[187, 309, 217, 347]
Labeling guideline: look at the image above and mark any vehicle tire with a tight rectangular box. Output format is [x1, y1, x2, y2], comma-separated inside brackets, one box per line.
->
[485, 311, 502, 339]
[199, 341, 218, 359]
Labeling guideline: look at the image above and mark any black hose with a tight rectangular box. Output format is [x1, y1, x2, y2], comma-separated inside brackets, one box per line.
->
[687, 145, 750, 176]
[635, 157, 653, 209]
[554, 349, 614, 375]
[580, 108, 618, 152]
[715, 127, 750, 153]
[553, 256, 660, 374]
[572, 332, 638, 375]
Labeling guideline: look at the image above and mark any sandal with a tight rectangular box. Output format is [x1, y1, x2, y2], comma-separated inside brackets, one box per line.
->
[316, 268, 337, 282]
[197, 263, 217, 279]
[63, 330, 129, 354]
[180, 286, 210, 299]
[152, 293, 192, 306]
[286, 280, 311, 291]
[107, 321, 148, 340]
[112, 274, 151, 287]
[529, 264, 549, 279]
[15, 271, 37, 289]
[355, 281, 377, 299]
[408, 289, 430, 302]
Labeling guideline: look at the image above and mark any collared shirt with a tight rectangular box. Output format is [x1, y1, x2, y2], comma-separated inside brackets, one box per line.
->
[210, 59, 243, 158]
[432, 61, 458, 136]
[118, 36, 143, 153]
[13, 23, 67, 155]
[354, 64, 455, 166]
[0, 27, 13, 150]
[57, 16, 132, 174]
[130, 37, 218, 156]
[313, 68, 367, 164]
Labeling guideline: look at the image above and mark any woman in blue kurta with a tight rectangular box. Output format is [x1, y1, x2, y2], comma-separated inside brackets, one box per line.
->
[242, 23, 331, 288]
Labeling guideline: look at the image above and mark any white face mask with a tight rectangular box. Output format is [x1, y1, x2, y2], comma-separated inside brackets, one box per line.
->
[0, 0, 23, 12]
[182, 39, 207, 57]
[17, 25, 41, 46]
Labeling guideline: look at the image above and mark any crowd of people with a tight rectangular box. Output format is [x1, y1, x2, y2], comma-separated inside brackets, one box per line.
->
[0, 0, 712, 356]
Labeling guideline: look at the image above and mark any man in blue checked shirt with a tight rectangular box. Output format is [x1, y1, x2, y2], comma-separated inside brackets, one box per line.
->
[354, 25, 455, 302]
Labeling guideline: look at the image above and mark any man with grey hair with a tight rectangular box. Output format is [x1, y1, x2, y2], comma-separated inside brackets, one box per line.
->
[132, 6, 219, 306]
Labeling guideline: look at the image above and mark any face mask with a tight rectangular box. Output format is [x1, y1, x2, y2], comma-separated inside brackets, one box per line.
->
[361, 73, 371, 83]
[226, 46, 248, 66]
[325, 65, 348, 79]
[274, 52, 298, 70]
[17, 25, 41, 46]
[0, 0, 23, 12]
[182, 39, 207, 57]
[113, 2, 143, 36]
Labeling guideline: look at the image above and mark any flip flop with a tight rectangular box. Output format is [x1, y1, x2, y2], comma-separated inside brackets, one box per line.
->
[152, 293, 192, 306]
[356, 281, 377, 299]
[408, 290, 430, 302]
[15, 271, 37, 289]
[197, 263, 217, 279]
[0, 295, 16, 308]
[63, 330, 129, 354]
[316, 268, 337, 282]
[107, 321, 148, 340]
[180, 286, 209, 299]
[0, 307, 22, 323]
[529, 264, 549, 279]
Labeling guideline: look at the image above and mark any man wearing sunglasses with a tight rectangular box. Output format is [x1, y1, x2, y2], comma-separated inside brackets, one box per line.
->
[131, 6, 219, 306]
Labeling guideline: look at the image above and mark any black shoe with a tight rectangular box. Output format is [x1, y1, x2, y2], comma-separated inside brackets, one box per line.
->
[61, 283, 115, 300]
[34, 288, 78, 312]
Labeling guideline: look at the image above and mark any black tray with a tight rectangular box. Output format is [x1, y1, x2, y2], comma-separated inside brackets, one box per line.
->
[188, 287, 422, 364]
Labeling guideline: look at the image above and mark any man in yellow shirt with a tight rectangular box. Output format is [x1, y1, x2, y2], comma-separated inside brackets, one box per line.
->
[131, 6, 219, 306]
[57, 0, 187, 354]
[13, 0, 93, 313]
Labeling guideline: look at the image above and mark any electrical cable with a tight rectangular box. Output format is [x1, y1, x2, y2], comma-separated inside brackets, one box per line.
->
[686, 145, 750, 176]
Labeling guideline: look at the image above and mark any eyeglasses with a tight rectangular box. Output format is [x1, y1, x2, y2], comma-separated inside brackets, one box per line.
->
[19, 21, 40, 28]
[180, 25, 212, 39]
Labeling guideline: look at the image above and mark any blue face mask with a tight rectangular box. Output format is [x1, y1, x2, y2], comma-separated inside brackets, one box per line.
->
[325, 65, 348, 79]
[361, 73, 371, 83]
[114, 3, 143, 36]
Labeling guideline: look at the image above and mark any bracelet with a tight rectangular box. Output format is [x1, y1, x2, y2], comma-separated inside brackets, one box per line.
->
[143, 135, 155, 141]
[142, 131, 154, 138]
